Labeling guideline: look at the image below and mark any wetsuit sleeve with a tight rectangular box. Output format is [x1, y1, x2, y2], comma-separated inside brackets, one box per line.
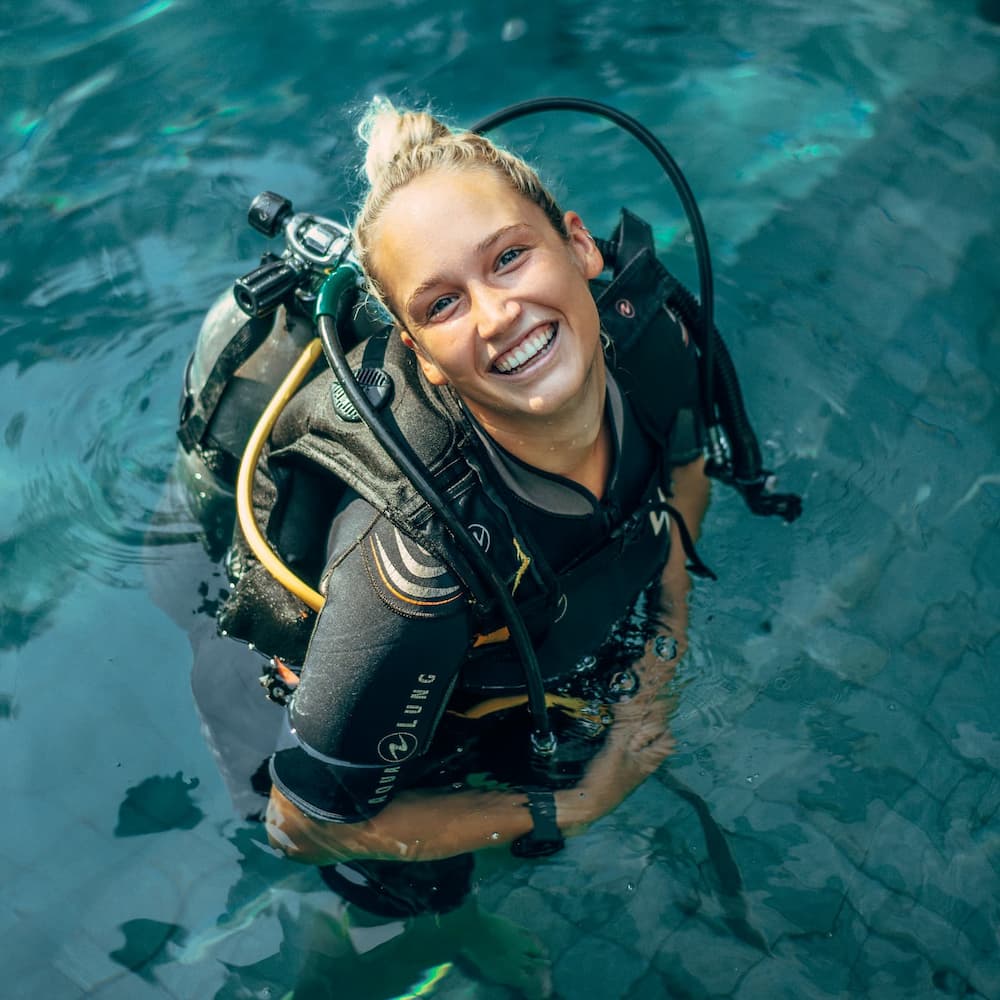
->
[269, 501, 469, 823]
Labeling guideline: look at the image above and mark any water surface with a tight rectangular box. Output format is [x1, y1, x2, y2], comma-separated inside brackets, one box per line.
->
[2, 1, 998, 997]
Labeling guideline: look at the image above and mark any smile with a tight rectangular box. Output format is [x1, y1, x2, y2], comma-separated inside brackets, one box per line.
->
[493, 324, 557, 375]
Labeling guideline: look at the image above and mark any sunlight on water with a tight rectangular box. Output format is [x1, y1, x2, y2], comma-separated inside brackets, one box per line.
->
[1, 0, 175, 68]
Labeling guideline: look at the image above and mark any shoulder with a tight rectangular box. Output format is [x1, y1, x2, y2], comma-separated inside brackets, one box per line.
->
[362, 517, 467, 619]
[324, 497, 467, 621]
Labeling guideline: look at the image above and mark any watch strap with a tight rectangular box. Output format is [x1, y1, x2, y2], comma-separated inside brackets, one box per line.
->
[511, 787, 565, 858]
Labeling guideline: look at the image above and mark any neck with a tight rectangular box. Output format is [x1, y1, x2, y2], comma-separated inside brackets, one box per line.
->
[469, 364, 612, 498]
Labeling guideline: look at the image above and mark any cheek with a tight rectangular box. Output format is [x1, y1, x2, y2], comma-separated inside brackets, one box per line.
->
[420, 331, 473, 376]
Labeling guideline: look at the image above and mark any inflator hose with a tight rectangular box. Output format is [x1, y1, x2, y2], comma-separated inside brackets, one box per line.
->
[659, 278, 763, 479]
[315, 267, 557, 754]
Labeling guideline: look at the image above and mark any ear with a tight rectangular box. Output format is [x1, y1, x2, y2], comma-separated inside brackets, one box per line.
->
[399, 329, 449, 386]
[563, 210, 604, 280]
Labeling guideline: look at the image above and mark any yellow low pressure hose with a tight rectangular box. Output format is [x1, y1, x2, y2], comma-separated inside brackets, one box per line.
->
[235, 337, 326, 613]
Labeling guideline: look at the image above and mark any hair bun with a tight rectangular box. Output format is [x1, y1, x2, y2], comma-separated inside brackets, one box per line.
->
[359, 96, 452, 186]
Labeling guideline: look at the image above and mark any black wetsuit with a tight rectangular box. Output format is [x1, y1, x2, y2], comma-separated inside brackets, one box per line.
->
[269, 372, 703, 826]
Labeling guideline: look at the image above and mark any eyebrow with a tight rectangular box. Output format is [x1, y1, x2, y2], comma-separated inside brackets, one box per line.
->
[404, 223, 529, 318]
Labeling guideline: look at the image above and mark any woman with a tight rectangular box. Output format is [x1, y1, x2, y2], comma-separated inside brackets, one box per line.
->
[259, 99, 710, 878]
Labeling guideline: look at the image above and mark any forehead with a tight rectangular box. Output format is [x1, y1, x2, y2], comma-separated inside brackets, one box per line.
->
[371, 168, 551, 300]
[380, 166, 537, 237]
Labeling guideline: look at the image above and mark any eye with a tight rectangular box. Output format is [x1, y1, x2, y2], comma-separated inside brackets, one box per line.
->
[495, 246, 525, 269]
[427, 294, 457, 320]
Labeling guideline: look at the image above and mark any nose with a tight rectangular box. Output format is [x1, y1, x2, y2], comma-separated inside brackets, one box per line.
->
[472, 282, 520, 340]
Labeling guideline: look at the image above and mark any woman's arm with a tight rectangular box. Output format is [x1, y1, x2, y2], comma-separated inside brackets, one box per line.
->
[266, 779, 598, 865]
[669, 454, 711, 542]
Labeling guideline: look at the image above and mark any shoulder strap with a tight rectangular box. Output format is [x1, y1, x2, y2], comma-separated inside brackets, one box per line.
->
[178, 310, 274, 453]
[595, 248, 702, 449]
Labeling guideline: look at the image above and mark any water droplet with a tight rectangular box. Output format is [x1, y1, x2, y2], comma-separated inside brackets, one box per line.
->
[654, 635, 678, 661]
[626, 882, 635, 892]
[490, 832, 500, 841]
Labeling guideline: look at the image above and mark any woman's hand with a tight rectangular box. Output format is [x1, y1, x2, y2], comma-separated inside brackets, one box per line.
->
[560, 509, 693, 832]
[567, 643, 678, 824]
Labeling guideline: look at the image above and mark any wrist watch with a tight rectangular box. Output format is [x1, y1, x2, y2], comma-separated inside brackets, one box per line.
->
[511, 787, 565, 858]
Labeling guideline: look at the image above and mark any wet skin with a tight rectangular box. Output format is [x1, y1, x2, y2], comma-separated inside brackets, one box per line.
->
[369, 168, 608, 483]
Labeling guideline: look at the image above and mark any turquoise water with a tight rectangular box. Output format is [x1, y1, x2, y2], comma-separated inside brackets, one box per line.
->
[2, 1, 999, 997]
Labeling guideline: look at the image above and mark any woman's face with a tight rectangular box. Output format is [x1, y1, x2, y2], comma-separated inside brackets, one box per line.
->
[370, 167, 605, 433]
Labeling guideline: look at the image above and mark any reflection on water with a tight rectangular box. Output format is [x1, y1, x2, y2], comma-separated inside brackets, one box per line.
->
[1, 0, 998, 997]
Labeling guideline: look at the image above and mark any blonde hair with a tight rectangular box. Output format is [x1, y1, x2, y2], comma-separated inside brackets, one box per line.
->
[352, 97, 567, 317]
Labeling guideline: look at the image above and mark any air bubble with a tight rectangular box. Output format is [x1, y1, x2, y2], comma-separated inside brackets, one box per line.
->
[501, 18, 527, 41]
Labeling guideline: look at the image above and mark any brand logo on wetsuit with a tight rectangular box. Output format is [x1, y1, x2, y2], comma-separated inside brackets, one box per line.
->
[649, 487, 672, 537]
[468, 523, 491, 551]
[368, 672, 440, 807]
[554, 593, 568, 622]
[377, 732, 419, 762]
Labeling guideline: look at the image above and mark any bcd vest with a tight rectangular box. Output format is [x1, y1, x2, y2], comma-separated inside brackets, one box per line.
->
[189, 213, 702, 677]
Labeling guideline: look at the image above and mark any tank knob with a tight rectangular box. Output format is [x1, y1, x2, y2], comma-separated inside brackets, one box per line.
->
[233, 256, 299, 317]
[248, 191, 293, 238]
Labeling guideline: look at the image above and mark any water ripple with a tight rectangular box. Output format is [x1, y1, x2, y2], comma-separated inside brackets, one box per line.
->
[0, 325, 187, 628]
[1, 1, 175, 70]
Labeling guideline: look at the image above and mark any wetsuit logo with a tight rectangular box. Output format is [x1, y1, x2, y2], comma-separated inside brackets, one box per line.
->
[649, 487, 672, 537]
[554, 593, 568, 622]
[468, 523, 491, 551]
[377, 732, 419, 763]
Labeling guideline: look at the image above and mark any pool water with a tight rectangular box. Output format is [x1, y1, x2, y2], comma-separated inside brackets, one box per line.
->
[2, 1, 999, 997]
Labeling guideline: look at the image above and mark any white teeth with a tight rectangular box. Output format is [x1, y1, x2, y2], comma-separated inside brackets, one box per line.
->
[494, 324, 556, 374]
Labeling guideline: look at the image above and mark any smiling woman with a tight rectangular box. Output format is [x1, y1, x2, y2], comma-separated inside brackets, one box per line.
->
[374, 168, 608, 474]
[179, 98, 712, 934]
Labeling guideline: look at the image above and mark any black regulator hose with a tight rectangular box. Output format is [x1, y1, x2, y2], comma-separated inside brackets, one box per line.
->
[661, 276, 802, 522]
[315, 267, 557, 755]
[473, 96, 802, 523]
